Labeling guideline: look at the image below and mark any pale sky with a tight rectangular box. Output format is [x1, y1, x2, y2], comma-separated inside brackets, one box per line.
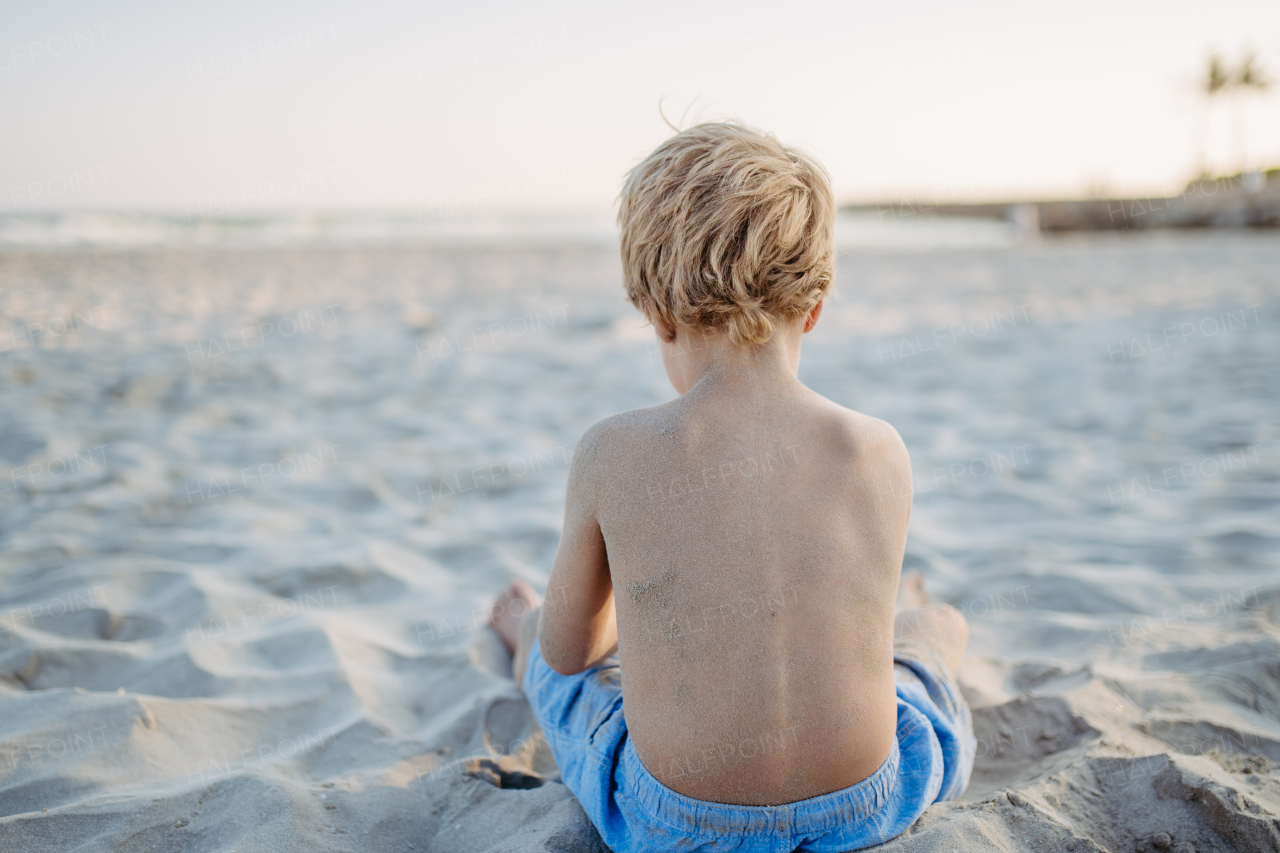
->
[3, 0, 1280, 213]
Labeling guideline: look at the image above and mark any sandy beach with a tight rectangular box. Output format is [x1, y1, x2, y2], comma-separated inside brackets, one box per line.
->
[0, 224, 1277, 852]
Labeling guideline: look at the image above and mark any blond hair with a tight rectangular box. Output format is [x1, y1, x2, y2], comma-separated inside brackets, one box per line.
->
[617, 122, 835, 346]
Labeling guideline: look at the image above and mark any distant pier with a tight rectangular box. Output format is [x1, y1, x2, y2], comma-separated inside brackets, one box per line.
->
[845, 169, 1280, 232]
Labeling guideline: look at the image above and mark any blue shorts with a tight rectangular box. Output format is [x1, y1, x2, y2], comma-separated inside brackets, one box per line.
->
[524, 638, 975, 853]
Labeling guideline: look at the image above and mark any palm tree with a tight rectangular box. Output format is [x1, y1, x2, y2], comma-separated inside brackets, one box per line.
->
[1194, 52, 1231, 178]
[1233, 50, 1271, 174]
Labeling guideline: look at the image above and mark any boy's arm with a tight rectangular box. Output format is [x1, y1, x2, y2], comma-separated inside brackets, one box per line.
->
[537, 429, 618, 675]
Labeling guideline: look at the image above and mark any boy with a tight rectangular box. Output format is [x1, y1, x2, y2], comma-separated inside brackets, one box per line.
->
[489, 122, 975, 852]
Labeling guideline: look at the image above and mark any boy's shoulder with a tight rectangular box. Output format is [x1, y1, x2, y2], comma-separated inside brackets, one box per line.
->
[569, 404, 667, 466]
[800, 394, 912, 484]
[818, 396, 909, 460]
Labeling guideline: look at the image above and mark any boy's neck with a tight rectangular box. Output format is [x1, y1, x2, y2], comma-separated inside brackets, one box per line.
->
[668, 324, 806, 400]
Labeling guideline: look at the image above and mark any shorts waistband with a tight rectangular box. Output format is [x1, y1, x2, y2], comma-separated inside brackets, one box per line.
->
[617, 734, 900, 838]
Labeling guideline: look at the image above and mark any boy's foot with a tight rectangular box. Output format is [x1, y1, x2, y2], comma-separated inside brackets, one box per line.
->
[489, 580, 541, 654]
[895, 569, 929, 612]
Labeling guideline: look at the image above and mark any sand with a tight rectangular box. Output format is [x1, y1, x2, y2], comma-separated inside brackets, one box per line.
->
[0, 225, 1277, 852]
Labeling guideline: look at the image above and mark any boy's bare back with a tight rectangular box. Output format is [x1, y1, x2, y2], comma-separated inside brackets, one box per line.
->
[540, 329, 913, 805]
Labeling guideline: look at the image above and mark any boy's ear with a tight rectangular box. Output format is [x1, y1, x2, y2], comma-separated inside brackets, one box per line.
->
[655, 318, 677, 344]
[803, 300, 824, 333]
